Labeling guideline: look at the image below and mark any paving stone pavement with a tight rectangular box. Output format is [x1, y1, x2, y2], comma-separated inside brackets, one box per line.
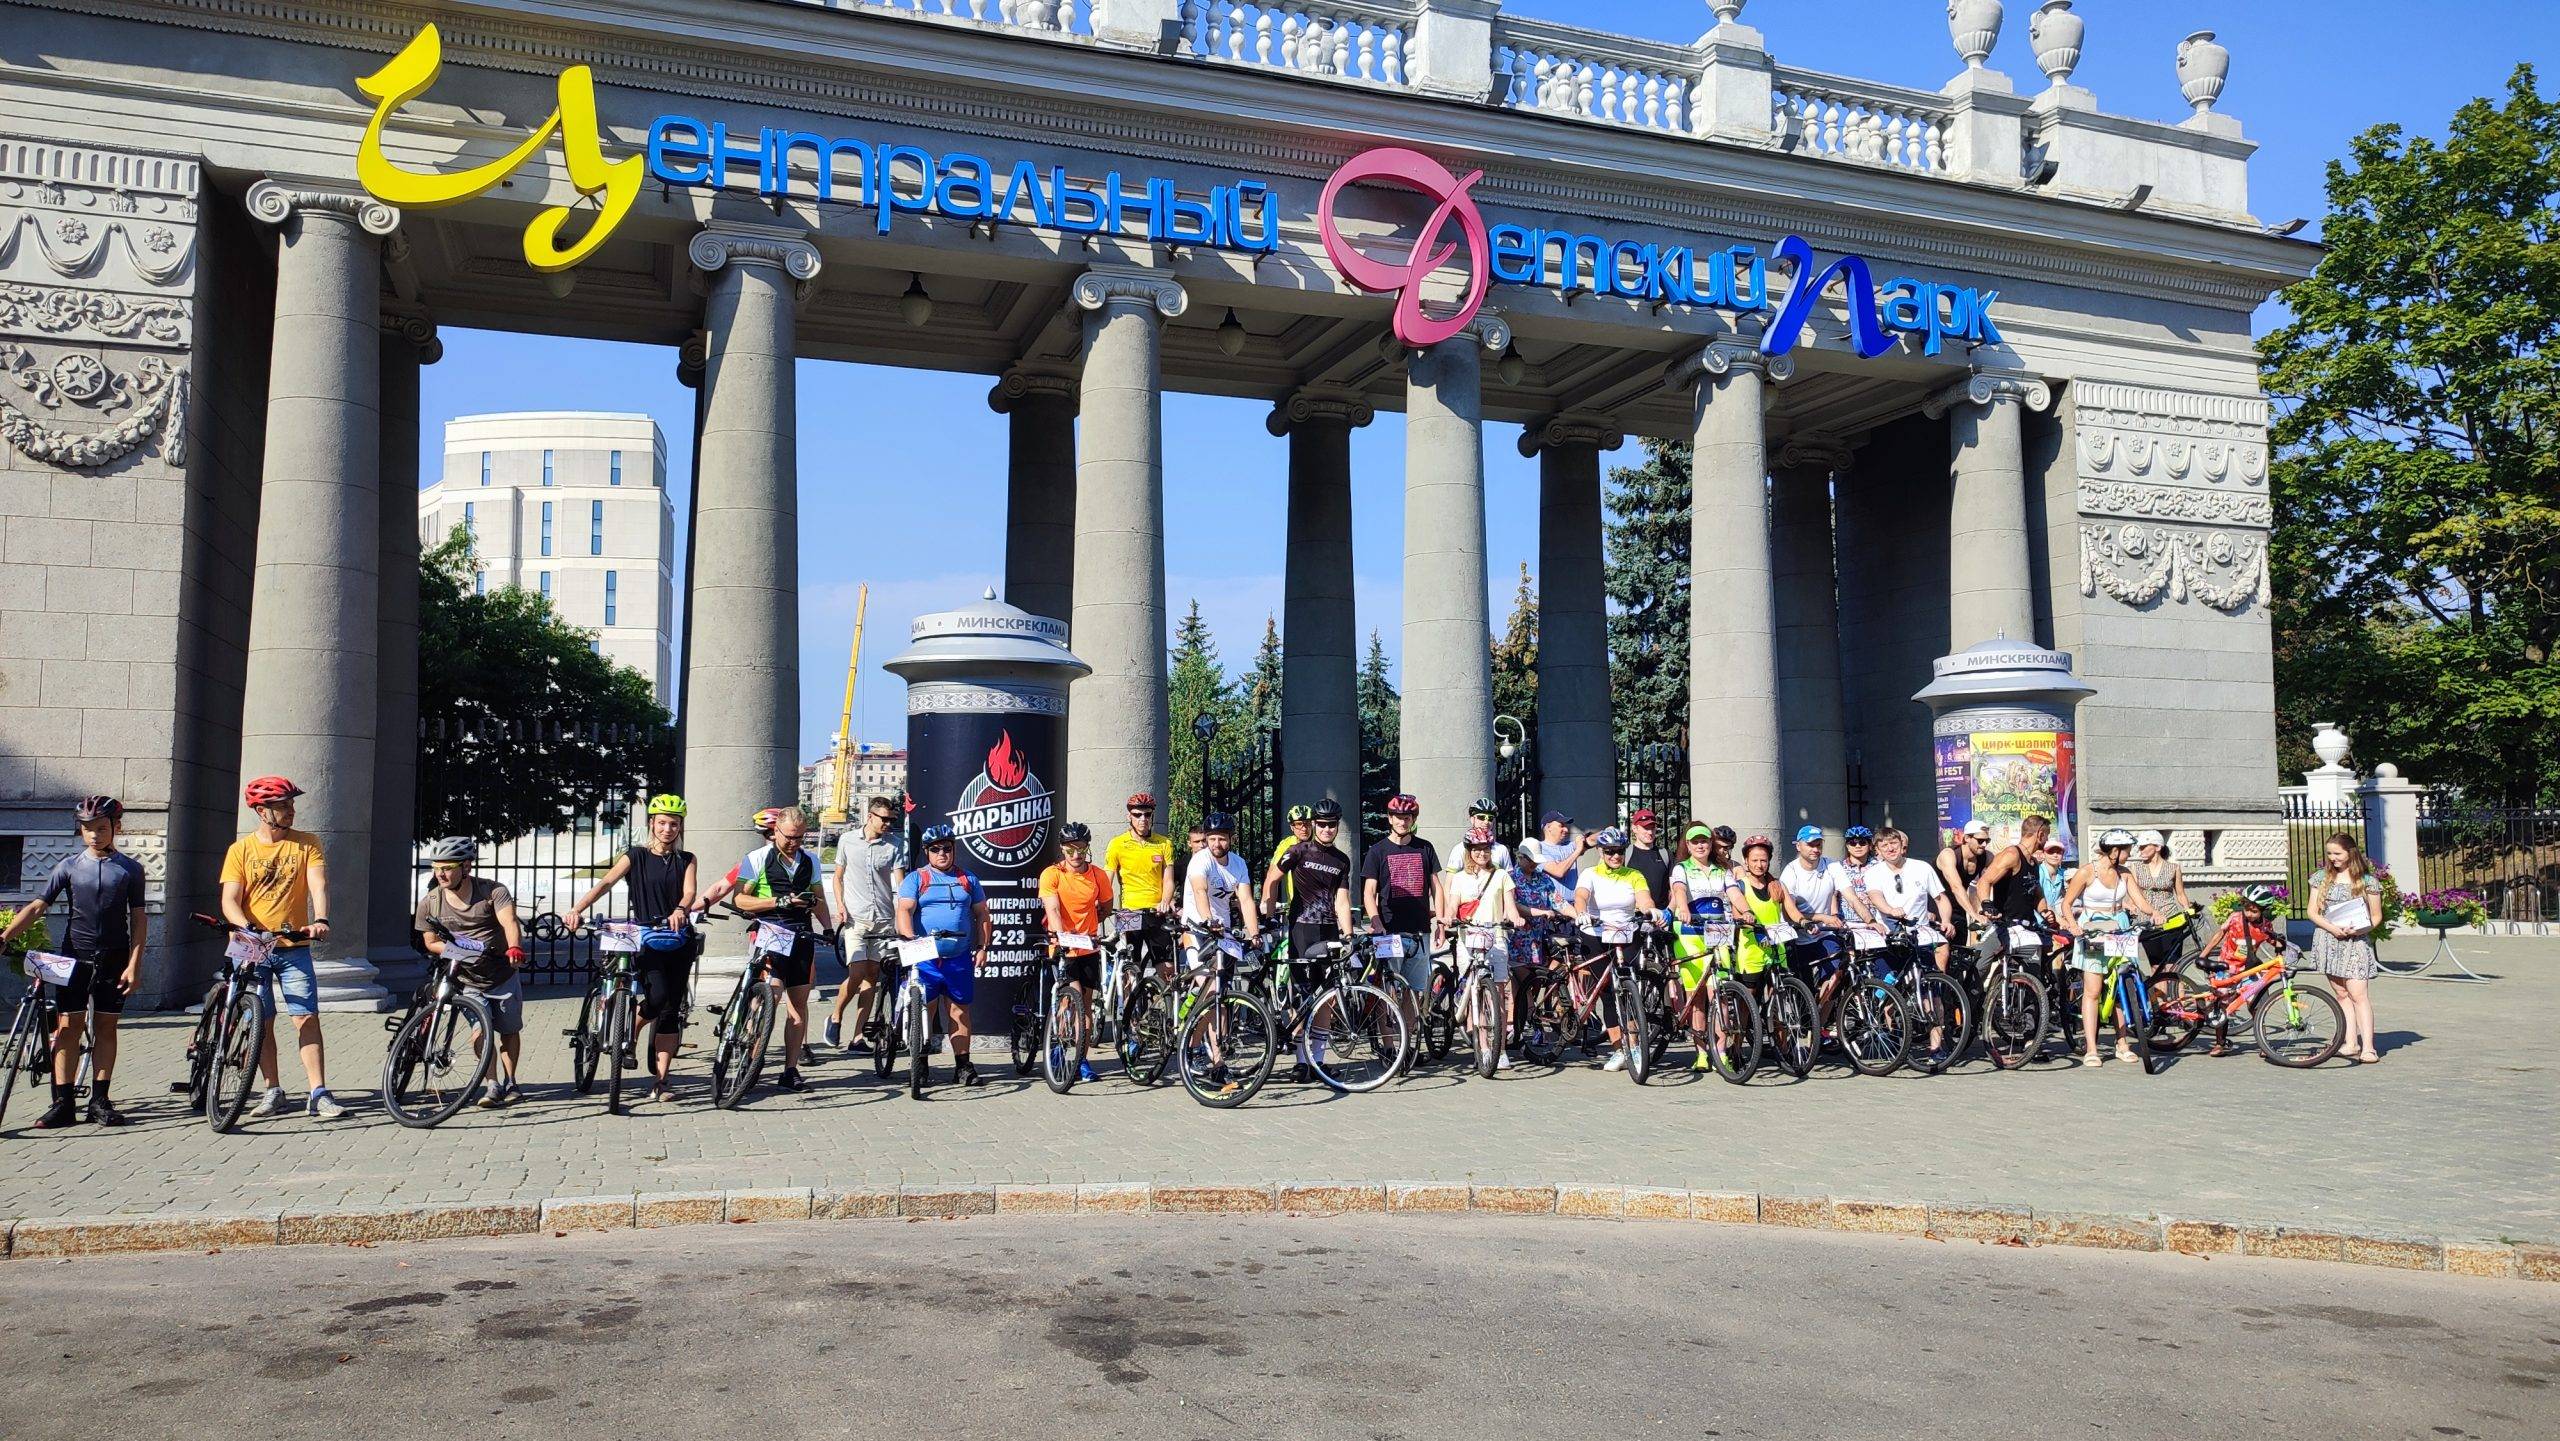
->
[4, 936, 2551, 1243]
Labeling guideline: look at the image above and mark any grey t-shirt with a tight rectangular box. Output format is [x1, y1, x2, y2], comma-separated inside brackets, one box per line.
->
[836, 830, 906, 928]
[414, 877, 517, 989]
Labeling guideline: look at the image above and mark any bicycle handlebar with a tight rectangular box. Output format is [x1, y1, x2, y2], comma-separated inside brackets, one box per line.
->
[191, 912, 315, 944]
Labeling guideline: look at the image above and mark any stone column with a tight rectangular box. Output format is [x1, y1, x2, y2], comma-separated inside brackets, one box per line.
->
[1521, 415, 1622, 827]
[992, 366, 1080, 625]
[1926, 370, 2053, 650]
[1268, 389, 1371, 825]
[1400, 315, 1509, 845]
[1066, 268, 1186, 840]
[241, 181, 398, 1009]
[1673, 339, 1789, 843]
[682, 223, 820, 879]
[672, 329, 707, 757]
[368, 303, 438, 983]
[1773, 436, 1853, 851]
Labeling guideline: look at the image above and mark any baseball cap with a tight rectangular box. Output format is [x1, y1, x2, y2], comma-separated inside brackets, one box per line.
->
[1962, 819, 1991, 838]
[1683, 824, 1713, 843]
[1793, 824, 1823, 845]
[1629, 808, 1657, 826]
[1539, 809, 1571, 828]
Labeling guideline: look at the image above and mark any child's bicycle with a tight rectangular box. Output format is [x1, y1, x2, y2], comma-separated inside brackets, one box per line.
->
[2148, 940, 2346, 1067]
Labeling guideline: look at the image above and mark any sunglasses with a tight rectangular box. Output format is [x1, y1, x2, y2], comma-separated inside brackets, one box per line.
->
[1315, 820, 1339, 828]
[926, 841, 955, 851]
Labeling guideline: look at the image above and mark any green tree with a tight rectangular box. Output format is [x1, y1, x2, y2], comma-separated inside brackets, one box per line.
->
[1243, 614, 1284, 733]
[1491, 562, 1538, 738]
[2261, 66, 2560, 804]
[415, 529, 672, 841]
[1166, 600, 1241, 835]
[1606, 438, 1692, 751]
[1355, 629, 1399, 839]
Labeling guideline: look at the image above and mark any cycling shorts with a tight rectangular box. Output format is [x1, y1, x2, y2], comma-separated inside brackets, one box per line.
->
[762, 930, 816, 990]
[638, 946, 692, 1035]
[56, 954, 128, 1015]
[1056, 946, 1101, 991]
[917, 954, 975, 1007]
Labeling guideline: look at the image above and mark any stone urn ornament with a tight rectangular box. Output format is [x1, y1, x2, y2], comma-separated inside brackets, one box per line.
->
[2311, 721, 2352, 772]
[2029, 0, 2082, 89]
[1710, 0, 1748, 25]
[1948, 0, 2005, 70]
[2178, 29, 2230, 114]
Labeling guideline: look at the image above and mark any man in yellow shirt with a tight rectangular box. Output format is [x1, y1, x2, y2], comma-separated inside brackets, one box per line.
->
[1101, 792, 1175, 972]
[218, 775, 346, 1120]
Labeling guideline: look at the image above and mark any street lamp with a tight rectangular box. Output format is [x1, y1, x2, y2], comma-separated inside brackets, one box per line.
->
[1493, 714, 1527, 838]
[1191, 710, 1219, 827]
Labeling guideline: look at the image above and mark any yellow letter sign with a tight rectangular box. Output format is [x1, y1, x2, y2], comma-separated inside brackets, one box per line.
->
[355, 24, 641, 272]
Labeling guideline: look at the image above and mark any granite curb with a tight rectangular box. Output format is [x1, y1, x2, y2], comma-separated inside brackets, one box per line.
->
[5, 1187, 2549, 1281]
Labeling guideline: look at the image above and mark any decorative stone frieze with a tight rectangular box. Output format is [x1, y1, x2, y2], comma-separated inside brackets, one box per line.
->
[2078, 522, 2267, 613]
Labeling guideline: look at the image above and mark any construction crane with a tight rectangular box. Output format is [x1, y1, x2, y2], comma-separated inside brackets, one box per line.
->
[821, 582, 869, 828]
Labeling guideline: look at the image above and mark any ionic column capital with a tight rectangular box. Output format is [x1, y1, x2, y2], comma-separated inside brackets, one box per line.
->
[1266, 388, 1375, 437]
[1774, 433, 1857, 474]
[1922, 368, 2052, 419]
[687, 221, 822, 303]
[1071, 267, 1188, 320]
[989, 365, 1081, 415]
[247, 179, 400, 237]
[1667, 337, 1793, 392]
[378, 303, 441, 365]
[676, 328, 709, 390]
[1518, 414, 1625, 457]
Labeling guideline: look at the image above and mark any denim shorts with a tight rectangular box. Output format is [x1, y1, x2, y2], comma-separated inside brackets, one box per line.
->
[1387, 934, 1432, 994]
[468, 977, 525, 1036]
[267, 947, 320, 1018]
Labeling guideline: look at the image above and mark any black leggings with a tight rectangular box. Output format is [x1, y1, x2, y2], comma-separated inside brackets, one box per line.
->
[638, 948, 693, 1036]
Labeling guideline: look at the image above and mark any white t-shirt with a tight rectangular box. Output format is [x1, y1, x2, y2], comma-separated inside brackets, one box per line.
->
[1445, 866, 1515, 943]
[1518, 837, 1578, 898]
[1862, 859, 1945, 923]
[1181, 850, 1252, 929]
[1780, 856, 1853, 919]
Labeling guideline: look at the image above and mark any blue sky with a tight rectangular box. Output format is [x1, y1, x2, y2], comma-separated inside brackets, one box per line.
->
[418, 0, 2560, 757]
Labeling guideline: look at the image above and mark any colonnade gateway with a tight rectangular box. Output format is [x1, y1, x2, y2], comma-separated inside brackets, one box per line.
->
[0, 0, 2310, 1002]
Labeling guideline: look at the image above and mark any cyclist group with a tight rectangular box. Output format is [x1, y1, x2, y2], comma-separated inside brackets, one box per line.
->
[1, 770, 2386, 1128]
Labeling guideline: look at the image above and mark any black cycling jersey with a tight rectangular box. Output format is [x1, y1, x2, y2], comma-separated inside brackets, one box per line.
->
[40, 848, 147, 958]
[1277, 841, 1351, 927]
[624, 846, 693, 923]
[1986, 845, 2041, 921]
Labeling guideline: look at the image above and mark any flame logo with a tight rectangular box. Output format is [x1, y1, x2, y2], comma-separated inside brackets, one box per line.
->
[1317, 147, 1490, 349]
[985, 730, 1027, 790]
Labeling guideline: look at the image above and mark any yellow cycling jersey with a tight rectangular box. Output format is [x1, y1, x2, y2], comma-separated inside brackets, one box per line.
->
[1104, 831, 1175, 910]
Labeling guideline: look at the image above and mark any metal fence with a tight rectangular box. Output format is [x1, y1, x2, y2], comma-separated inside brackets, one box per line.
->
[2418, 795, 2560, 924]
[2281, 793, 2368, 910]
[1205, 723, 1285, 865]
[1618, 743, 1690, 829]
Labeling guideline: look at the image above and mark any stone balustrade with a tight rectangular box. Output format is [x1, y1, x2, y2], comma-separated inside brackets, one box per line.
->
[1770, 68, 1951, 174]
[1492, 18, 1694, 135]
[861, 0, 1093, 35]
[1178, 2, 1414, 85]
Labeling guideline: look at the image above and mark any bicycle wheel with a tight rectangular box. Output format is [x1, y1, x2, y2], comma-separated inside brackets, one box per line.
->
[1617, 969, 1654, 1084]
[1306, 983, 1404, 1093]
[383, 992, 496, 1128]
[873, 978, 901, 1078]
[1179, 992, 1274, 1108]
[906, 988, 930, 1098]
[2253, 981, 2345, 1067]
[1765, 973, 1820, 1079]
[1120, 982, 1172, 1088]
[1908, 972, 1971, 1076]
[606, 988, 634, 1114]
[1982, 969, 2048, 1072]
[207, 990, 263, 1133]
[1468, 977, 1501, 1078]
[1706, 978, 1761, 1085]
[0, 997, 35, 1128]
[2146, 971, 2208, 1055]
[178, 978, 228, 1108]
[1837, 981, 1910, 1077]
[713, 980, 776, 1110]
[2113, 969, 2161, 1075]
[1044, 981, 1084, 1095]
[570, 974, 609, 1094]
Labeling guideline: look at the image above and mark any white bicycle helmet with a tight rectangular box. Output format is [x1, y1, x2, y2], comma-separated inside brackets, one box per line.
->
[422, 836, 479, 863]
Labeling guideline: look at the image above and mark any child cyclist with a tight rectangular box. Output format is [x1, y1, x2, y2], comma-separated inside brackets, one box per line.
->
[2194, 883, 2283, 1056]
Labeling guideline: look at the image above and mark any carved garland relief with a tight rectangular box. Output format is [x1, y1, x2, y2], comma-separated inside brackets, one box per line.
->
[2074, 380, 2273, 613]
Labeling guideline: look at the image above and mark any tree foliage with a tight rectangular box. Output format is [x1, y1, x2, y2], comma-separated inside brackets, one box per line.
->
[2261, 66, 2560, 804]
[1243, 614, 1285, 734]
[415, 529, 672, 841]
[1606, 438, 1692, 751]
[1356, 629, 1400, 839]
[1491, 562, 1539, 739]
[1166, 600, 1243, 835]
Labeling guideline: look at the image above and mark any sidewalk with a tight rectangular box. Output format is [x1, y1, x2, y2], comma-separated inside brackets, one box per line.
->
[3, 936, 2551, 1253]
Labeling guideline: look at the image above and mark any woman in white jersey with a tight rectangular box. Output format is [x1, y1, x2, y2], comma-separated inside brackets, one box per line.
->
[2058, 827, 2162, 1067]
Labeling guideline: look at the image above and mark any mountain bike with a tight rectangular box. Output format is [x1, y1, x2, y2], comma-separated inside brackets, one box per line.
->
[1611, 921, 1685, 1085]
[706, 908, 792, 1108]
[1861, 921, 1961, 1075]
[381, 942, 499, 1128]
[1671, 909, 1763, 1085]
[1804, 927, 1909, 1078]
[889, 931, 960, 1099]
[568, 919, 691, 1114]
[0, 950, 77, 1128]
[1264, 935, 1408, 1092]
[1741, 922, 1822, 1079]
[1451, 921, 1507, 1078]
[1174, 925, 1277, 1107]
[190, 915, 314, 1133]
[1417, 940, 1464, 1066]
[1516, 923, 1628, 1067]
[1010, 939, 1090, 1093]
[2082, 926, 2166, 1075]
[1966, 914, 2054, 1070]
[2149, 940, 2345, 1066]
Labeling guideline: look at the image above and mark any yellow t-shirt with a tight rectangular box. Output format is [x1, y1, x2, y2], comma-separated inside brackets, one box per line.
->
[1103, 831, 1175, 911]
[220, 828, 325, 938]
[1271, 834, 1301, 904]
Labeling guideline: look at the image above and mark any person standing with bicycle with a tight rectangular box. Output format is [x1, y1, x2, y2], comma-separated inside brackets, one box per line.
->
[413, 837, 529, 1108]
[1571, 827, 1660, 1072]
[2057, 827, 2163, 1067]
[897, 824, 991, 1088]
[1102, 793, 1177, 978]
[1359, 793, 1443, 1042]
[219, 776, 346, 1120]
[1263, 798, 1353, 1083]
[1439, 825, 1524, 1069]
[732, 809, 834, 1092]
[565, 793, 698, 1102]
[825, 795, 906, 1057]
[0, 796, 147, 1128]
[1038, 821, 1113, 1084]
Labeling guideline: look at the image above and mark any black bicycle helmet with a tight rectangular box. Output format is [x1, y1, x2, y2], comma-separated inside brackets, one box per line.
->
[72, 795, 123, 824]
[1204, 811, 1236, 835]
[1059, 821, 1092, 845]
[1310, 798, 1344, 821]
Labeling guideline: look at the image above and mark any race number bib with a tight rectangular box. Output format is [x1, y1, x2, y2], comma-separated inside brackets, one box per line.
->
[896, 937, 942, 968]
[1764, 922, 1799, 945]
[225, 932, 276, 966]
[446, 934, 488, 958]
[1371, 934, 1404, 959]
[1600, 922, 1634, 946]
[1851, 929, 1886, 952]
[24, 950, 77, 986]
[1058, 932, 1096, 954]
[596, 922, 642, 954]
[2100, 932, 2143, 960]
[2010, 930, 2046, 956]
[1915, 926, 1945, 946]
[1695, 922, 1736, 947]
[1462, 924, 1500, 954]
[750, 921, 797, 957]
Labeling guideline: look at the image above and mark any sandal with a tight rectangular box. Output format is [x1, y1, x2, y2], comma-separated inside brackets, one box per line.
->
[2079, 1051, 2104, 1068]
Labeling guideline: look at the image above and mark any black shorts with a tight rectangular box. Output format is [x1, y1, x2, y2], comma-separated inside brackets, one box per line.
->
[57, 956, 126, 1015]
[1059, 951, 1102, 990]
[763, 931, 816, 990]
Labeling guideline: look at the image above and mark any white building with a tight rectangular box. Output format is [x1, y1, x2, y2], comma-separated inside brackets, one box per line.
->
[420, 413, 676, 707]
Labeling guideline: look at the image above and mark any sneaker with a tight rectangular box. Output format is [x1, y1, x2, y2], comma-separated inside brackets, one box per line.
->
[87, 1094, 131, 1127]
[777, 1069, 806, 1092]
[822, 1019, 842, 1048]
[1497, 1052, 1515, 1071]
[1602, 1050, 1628, 1073]
[1690, 1052, 1714, 1074]
[487, 1082, 520, 1110]
[33, 1092, 78, 1129]
[1290, 1061, 1314, 1085]
[250, 1086, 289, 1118]
[800, 1044, 822, 1068]
[958, 1063, 985, 1089]
[847, 1038, 873, 1057]
[307, 1088, 347, 1120]
[1078, 1060, 1097, 1083]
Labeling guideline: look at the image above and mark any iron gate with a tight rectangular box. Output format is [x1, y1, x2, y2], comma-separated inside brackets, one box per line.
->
[1617, 743, 1690, 829]
[1206, 722, 1285, 865]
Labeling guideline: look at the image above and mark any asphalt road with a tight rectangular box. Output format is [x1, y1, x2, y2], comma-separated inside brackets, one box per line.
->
[4, 1217, 2554, 1440]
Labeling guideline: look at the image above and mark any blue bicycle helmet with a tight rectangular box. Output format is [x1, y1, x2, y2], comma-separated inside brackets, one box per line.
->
[920, 823, 957, 846]
[1844, 824, 1876, 843]
[1593, 827, 1630, 851]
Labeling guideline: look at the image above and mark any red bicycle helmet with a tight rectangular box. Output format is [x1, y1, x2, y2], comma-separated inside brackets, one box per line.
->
[1385, 793, 1420, 817]
[73, 795, 123, 823]
[1125, 792, 1156, 811]
[243, 775, 303, 807]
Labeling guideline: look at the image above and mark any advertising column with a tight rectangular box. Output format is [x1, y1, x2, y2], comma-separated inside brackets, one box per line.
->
[884, 593, 1089, 1034]
[1912, 639, 2096, 859]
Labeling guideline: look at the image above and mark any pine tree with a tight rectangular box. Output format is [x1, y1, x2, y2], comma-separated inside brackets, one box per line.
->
[1606, 437, 1691, 751]
[1355, 629, 1400, 841]
[1166, 600, 1239, 836]
[1490, 562, 1539, 739]
[1244, 614, 1284, 733]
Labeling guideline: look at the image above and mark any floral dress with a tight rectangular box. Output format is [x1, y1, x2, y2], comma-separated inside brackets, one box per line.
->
[2312, 874, 2382, 980]
[1509, 859, 1557, 971]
